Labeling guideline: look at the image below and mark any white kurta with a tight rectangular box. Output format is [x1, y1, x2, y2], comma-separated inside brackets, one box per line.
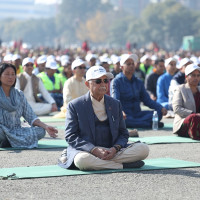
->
[16, 72, 55, 116]
[63, 76, 89, 108]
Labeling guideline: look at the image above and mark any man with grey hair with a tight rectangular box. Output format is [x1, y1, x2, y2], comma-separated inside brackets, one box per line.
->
[58, 65, 149, 170]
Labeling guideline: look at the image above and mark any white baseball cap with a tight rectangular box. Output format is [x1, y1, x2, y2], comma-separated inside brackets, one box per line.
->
[177, 58, 191, 69]
[45, 59, 58, 69]
[120, 54, 138, 66]
[100, 56, 112, 64]
[37, 55, 47, 64]
[112, 56, 120, 64]
[140, 55, 151, 63]
[22, 57, 34, 66]
[190, 56, 200, 65]
[3, 54, 13, 62]
[71, 58, 85, 70]
[185, 63, 200, 76]
[85, 54, 97, 62]
[61, 58, 70, 66]
[61, 55, 69, 61]
[47, 55, 55, 61]
[12, 54, 21, 61]
[86, 66, 114, 81]
[165, 57, 177, 68]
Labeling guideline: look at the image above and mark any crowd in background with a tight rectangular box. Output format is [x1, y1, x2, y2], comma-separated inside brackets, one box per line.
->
[1, 41, 200, 118]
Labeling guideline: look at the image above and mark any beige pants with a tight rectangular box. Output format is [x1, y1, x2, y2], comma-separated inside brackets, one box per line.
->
[74, 142, 149, 170]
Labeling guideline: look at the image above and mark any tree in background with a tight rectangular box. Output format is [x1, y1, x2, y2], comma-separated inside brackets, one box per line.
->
[1, 0, 200, 50]
[139, 0, 197, 50]
[55, 0, 111, 45]
[77, 11, 109, 43]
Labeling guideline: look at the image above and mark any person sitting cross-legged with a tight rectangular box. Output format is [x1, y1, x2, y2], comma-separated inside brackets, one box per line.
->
[173, 64, 200, 140]
[0, 63, 58, 148]
[16, 57, 58, 116]
[111, 54, 167, 129]
[58, 65, 149, 170]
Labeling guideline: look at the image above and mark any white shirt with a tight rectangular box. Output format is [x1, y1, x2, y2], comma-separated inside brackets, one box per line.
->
[63, 76, 88, 107]
[91, 95, 107, 121]
[15, 72, 55, 115]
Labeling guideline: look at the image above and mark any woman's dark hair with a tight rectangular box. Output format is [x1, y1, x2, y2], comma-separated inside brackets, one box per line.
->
[0, 63, 17, 87]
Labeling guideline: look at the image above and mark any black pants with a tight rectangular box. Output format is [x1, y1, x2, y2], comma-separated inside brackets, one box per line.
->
[0, 137, 11, 148]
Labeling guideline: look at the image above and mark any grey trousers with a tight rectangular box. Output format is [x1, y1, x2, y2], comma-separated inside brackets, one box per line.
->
[74, 142, 149, 170]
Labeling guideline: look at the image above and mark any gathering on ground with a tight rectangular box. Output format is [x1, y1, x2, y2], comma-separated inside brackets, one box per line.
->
[1, 43, 200, 171]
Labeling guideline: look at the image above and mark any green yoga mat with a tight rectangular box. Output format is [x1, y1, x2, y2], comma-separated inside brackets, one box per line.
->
[0, 140, 68, 151]
[1, 135, 199, 151]
[0, 158, 200, 180]
[128, 136, 200, 144]
[40, 117, 65, 123]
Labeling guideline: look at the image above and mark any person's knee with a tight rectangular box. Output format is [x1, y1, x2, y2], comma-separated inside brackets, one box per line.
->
[74, 152, 93, 170]
[134, 143, 149, 160]
[34, 127, 46, 140]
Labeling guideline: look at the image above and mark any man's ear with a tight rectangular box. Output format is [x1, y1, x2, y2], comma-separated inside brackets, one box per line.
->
[85, 81, 89, 88]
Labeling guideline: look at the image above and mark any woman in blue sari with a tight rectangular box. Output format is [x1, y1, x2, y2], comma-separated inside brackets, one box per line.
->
[0, 63, 58, 148]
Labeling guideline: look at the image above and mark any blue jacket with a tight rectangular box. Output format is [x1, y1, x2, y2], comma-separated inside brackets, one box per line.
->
[60, 91, 129, 169]
[156, 72, 173, 104]
[110, 72, 163, 116]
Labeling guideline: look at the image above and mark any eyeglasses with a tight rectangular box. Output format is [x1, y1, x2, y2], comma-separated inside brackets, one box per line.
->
[25, 63, 34, 67]
[75, 66, 86, 70]
[189, 74, 200, 78]
[90, 79, 109, 84]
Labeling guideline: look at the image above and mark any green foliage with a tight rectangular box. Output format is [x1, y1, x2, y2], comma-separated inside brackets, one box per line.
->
[55, 0, 111, 44]
[0, 18, 57, 46]
[139, 0, 197, 50]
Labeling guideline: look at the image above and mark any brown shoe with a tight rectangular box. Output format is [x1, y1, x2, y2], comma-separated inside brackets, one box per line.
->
[128, 129, 139, 137]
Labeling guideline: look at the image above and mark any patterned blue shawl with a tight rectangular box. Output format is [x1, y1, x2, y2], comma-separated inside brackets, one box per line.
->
[0, 86, 21, 112]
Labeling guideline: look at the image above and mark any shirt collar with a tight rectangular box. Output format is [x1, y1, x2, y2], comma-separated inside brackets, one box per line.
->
[90, 94, 104, 104]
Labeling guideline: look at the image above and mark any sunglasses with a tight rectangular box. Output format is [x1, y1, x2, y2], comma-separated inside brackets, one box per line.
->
[189, 74, 200, 78]
[91, 79, 109, 84]
[25, 63, 34, 67]
[75, 66, 86, 70]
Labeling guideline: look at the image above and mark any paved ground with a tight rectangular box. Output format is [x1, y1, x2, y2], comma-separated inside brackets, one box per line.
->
[1, 116, 200, 200]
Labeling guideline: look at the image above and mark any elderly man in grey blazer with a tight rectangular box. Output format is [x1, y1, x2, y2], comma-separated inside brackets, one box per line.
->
[59, 66, 149, 170]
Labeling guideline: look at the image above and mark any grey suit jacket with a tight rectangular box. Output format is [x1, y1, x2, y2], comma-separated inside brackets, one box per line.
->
[172, 83, 200, 133]
[60, 92, 129, 169]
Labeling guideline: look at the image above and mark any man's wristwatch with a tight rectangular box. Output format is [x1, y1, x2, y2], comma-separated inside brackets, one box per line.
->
[113, 144, 121, 152]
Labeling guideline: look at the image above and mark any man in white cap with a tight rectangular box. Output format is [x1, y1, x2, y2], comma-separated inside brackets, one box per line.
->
[37, 59, 63, 110]
[157, 57, 178, 110]
[33, 55, 47, 75]
[3, 53, 13, 64]
[12, 54, 22, 74]
[111, 55, 121, 77]
[57, 58, 72, 87]
[139, 54, 153, 76]
[111, 54, 167, 129]
[15, 57, 58, 116]
[85, 53, 96, 67]
[58, 65, 149, 170]
[145, 58, 165, 101]
[53, 58, 88, 118]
